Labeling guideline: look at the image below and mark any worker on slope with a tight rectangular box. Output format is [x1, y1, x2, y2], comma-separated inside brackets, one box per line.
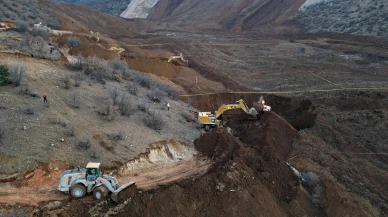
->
[167, 102, 170, 111]
[43, 93, 47, 103]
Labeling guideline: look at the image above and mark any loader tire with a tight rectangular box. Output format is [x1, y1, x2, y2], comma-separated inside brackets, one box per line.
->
[93, 186, 108, 201]
[70, 184, 86, 199]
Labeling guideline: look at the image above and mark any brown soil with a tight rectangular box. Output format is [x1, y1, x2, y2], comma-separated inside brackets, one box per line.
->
[69, 44, 119, 60]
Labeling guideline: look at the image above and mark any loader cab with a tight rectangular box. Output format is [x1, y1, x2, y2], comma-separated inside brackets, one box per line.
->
[86, 162, 101, 181]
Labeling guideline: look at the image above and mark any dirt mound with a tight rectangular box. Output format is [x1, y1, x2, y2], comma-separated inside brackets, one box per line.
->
[105, 113, 322, 217]
[187, 93, 317, 130]
[194, 128, 241, 160]
[69, 44, 118, 60]
[56, 34, 92, 47]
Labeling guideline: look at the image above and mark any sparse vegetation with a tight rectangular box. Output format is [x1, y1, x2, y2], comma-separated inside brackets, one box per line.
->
[73, 73, 83, 87]
[143, 111, 164, 131]
[77, 136, 91, 150]
[24, 106, 34, 115]
[134, 73, 152, 88]
[0, 121, 5, 142]
[83, 56, 112, 83]
[180, 111, 195, 122]
[64, 76, 71, 89]
[118, 94, 132, 116]
[0, 65, 10, 85]
[294, 0, 388, 37]
[67, 91, 81, 108]
[109, 87, 120, 105]
[69, 123, 75, 137]
[148, 80, 179, 101]
[7, 63, 26, 86]
[0, 0, 59, 30]
[108, 132, 124, 141]
[54, 0, 132, 16]
[110, 60, 134, 80]
[67, 36, 82, 47]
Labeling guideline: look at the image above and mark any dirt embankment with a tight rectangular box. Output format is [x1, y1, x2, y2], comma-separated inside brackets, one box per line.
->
[106, 112, 323, 217]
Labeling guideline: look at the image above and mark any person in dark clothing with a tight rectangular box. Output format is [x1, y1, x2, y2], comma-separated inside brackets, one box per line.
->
[43, 93, 47, 103]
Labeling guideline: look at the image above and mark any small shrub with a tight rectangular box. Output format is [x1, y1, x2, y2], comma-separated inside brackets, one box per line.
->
[110, 60, 133, 80]
[31, 27, 50, 40]
[0, 65, 10, 85]
[7, 63, 26, 86]
[151, 80, 179, 100]
[77, 137, 91, 150]
[180, 111, 195, 122]
[136, 100, 147, 112]
[98, 98, 117, 121]
[24, 106, 34, 115]
[69, 124, 75, 136]
[73, 73, 82, 87]
[67, 91, 81, 108]
[118, 95, 132, 116]
[15, 20, 28, 33]
[69, 55, 84, 70]
[67, 36, 82, 47]
[128, 83, 137, 96]
[63, 75, 71, 89]
[108, 132, 124, 141]
[0, 121, 5, 142]
[83, 56, 112, 83]
[29, 92, 39, 98]
[134, 73, 152, 88]
[143, 111, 164, 131]
[109, 87, 120, 105]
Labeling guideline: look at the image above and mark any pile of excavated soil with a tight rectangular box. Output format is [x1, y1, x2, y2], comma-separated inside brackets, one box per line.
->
[69, 44, 119, 60]
[95, 112, 323, 217]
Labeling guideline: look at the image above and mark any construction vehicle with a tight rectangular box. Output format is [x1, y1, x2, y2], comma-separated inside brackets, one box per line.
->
[198, 97, 271, 130]
[57, 162, 135, 202]
[168, 53, 188, 64]
[166, 33, 175, 37]
[88, 31, 100, 42]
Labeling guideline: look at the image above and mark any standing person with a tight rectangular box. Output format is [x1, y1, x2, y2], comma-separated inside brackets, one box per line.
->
[43, 93, 47, 103]
[153, 96, 157, 104]
[167, 102, 170, 111]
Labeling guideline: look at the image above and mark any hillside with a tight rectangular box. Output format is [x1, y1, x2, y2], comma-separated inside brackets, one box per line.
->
[54, 0, 132, 16]
[1, 0, 388, 216]
[293, 0, 388, 37]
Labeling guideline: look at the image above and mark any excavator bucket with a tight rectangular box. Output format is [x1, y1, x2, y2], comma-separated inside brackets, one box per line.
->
[111, 181, 136, 203]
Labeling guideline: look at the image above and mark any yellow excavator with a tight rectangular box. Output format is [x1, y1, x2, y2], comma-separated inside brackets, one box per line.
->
[168, 53, 188, 64]
[198, 98, 271, 130]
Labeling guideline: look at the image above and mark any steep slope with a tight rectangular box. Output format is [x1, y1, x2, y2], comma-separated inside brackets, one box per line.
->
[54, 0, 132, 16]
[120, 0, 160, 18]
[293, 0, 388, 37]
[125, 0, 305, 31]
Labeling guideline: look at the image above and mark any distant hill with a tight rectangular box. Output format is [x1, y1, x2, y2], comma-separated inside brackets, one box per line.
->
[54, 0, 131, 16]
[293, 0, 388, 37]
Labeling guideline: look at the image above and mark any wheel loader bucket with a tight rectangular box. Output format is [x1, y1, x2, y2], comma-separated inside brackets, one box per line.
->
[111, 181, 136, 203]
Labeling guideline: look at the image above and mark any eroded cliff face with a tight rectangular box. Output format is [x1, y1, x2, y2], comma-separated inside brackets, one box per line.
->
[120, 0, 160, 18]
[121, 0, 305, 31]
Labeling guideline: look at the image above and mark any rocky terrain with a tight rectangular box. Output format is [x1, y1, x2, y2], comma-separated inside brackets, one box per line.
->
[0, 0, 387, 216]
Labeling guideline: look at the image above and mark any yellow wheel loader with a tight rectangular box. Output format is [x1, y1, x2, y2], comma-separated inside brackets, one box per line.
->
[57, 162, 135, 202]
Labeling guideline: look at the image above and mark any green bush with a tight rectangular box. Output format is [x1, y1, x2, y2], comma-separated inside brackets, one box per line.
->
[0, 65, 10, 85]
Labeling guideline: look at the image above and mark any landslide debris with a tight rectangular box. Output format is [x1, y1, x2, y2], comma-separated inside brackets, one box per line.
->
[105, 112, 324, 217]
